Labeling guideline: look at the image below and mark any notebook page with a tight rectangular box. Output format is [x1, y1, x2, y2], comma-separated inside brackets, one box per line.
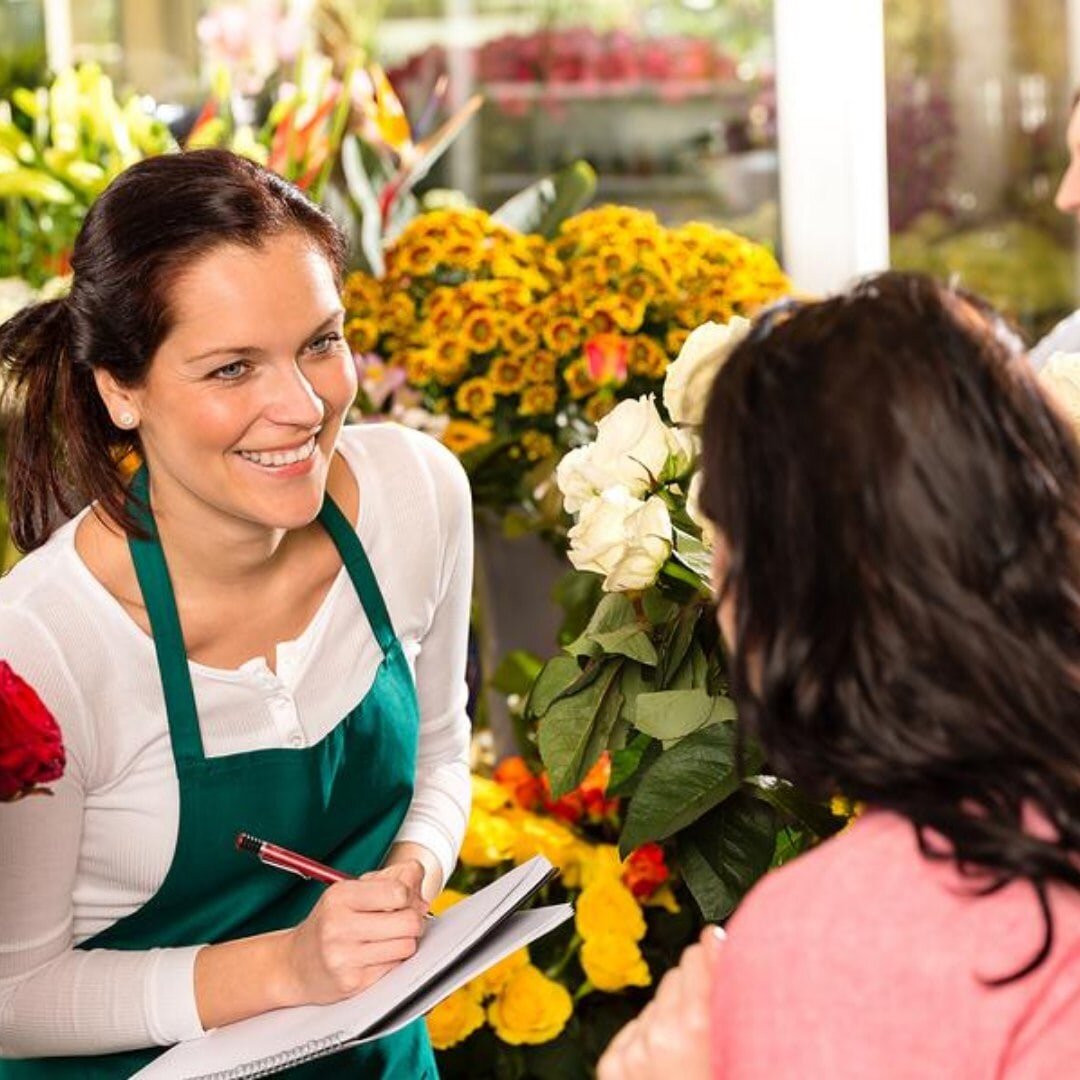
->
[134, 856, 557, 1079]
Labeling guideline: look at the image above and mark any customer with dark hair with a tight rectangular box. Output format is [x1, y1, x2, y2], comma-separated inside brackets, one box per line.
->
[599, 271, 1080, 1077]
[0, 149, 472, 1077]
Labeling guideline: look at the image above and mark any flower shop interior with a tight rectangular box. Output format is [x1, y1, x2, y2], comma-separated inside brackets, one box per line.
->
[2, 0, 1080, 1076]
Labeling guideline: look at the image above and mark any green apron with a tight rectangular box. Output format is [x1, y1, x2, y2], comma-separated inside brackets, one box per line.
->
[1, 466, 438, 1078]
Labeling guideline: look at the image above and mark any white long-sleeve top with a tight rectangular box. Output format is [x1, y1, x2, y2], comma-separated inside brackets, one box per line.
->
[0, 422, 474, 1057]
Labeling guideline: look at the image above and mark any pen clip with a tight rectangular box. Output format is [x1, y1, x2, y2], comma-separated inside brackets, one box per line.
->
[258, 853, 312, 881]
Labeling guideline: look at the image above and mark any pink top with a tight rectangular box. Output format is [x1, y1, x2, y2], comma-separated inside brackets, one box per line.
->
[710, 808, 1080, 1078]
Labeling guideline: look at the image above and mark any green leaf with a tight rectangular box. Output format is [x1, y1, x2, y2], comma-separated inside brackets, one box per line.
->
[591, 625, 658, 665]
[491, 159, 597, 237]
[618, 661, 650, 725]
[655, 605, 700, 689]
[566, 593, 656, 664]
[608, 732, 656, 796]
[676, 792, 777, 920]
[634, 689, 736, 743]
[340, 133, 385, 277]
[0, 169, 74, 204]
[620, 723, 762, 853]
[671, 526, 714, 584]
[641, 588, 679, 627]
[555, 569, 605, 646]
[539, 659, 624, 796]
[525, 656, 583, 718]
[743, 775, 841, 838]
[490, 649, 544, 698]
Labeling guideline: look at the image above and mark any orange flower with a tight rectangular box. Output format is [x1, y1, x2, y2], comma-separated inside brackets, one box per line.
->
[493, 756, 545, 811]
[584, 333, 629, 388]
[543, 752, 620, 824]
[621, 842, 671, 901]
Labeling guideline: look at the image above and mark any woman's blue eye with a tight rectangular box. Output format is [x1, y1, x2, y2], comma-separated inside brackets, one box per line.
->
[212, 360, 249, 381]
[307, 332, 343, 355]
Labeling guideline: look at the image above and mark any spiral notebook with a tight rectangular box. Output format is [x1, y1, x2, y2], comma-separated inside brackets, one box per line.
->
[134, 856, 571, 1080]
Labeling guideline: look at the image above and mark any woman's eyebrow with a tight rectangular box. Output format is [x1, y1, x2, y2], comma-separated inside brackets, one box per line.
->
[184, 310, 345, 364]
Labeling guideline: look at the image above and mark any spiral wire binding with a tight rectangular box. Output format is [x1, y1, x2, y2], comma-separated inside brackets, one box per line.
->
[185, 1032, 349, 1079]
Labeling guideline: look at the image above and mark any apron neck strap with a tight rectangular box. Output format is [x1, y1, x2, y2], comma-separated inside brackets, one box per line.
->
[316, 495, 397, 655]
[126, 464, 205, 762]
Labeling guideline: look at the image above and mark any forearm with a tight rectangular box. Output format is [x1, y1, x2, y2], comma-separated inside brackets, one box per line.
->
[193, 929, 299, 1031]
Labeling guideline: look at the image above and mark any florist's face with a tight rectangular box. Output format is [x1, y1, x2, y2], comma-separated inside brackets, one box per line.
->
[125, 230, 355, 534]
[1056, 102, 1080, 221]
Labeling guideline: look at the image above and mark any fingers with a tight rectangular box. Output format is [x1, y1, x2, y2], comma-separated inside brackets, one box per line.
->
[332, 874, 426, 916]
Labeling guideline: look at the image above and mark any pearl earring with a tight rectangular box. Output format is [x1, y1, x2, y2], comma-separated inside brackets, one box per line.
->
[118, 411, 136, 429]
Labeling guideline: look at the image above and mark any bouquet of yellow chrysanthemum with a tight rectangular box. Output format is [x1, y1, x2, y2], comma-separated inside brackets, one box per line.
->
[425, 754, 694, 1077]
[342, 203, 789, 523]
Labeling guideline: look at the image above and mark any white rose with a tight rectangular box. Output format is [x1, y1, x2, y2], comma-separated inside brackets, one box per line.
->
[605, 494, 674, 591]
[568, 486, 672, 592]
[1038, 351, 1080, 432]
[587, 396, 688, 496]
[556, 444, 600, 515]
[663, 316, 751, 426]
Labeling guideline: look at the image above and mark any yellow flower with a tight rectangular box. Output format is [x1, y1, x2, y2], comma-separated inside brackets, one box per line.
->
[520, 431, 554, 462]
[510, 811, 579, 877]
[472, 947, 529, 998]
[441, 419, 493, 456]
[459, 807, 517, 868]
[542, 315, 584, 355]
[576, 874, 646, 942]
[403, 348, 435, 386]
[523, 350, 557, 385]
[381, 291, 416, 330]
[666, 327, 690, 356]
[627, 335, 668, 379]
[562, 358, 596, 400]
[463, 309, 502, 354]
[486, 965, 573, 1045]
[576, 843, 624, 887]
[519, 384, 557, 417]
[430, 888, 467, 916]
[398, 239, 439, 277]
[490, 355, 527, 395]
[430, 339, 470, 386]
[472, 774, 513, 812]
[580, 933, 652, 992]
[345, 316, 379, 354]
[455, 377, 496, 419]
[426, 984, 486, 1050]
[501, 319, 540, 354]
[643, 883, 681, 914]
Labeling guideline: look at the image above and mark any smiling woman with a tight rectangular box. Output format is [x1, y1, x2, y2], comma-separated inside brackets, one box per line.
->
[0, 150, 473, 1078]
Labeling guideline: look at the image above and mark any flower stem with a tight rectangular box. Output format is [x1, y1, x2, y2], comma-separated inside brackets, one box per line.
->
[545, 932, 582, 980]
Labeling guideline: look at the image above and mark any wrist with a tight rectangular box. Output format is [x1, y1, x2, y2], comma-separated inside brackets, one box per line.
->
[265, 928, 306, 1010]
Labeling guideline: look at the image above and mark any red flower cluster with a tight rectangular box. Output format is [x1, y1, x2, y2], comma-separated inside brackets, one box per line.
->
[0, 661, 65, 802]
[493, 753, 621, 825]
[622, 842, 670, 901]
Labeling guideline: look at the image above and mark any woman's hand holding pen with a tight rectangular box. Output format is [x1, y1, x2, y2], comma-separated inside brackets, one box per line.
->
[282, 860, 430, 1005]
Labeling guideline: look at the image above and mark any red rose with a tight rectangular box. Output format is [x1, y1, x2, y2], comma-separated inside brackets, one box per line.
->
[622, 842, 671, 901]
[0, 661, 65, 802]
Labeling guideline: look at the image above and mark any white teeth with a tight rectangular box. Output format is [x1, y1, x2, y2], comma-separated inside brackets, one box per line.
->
[237, 436, 316, 468]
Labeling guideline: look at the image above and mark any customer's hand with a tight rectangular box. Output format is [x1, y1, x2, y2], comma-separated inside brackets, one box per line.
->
[283, 860, 428, 1005]
[597, 926, 724, 1080]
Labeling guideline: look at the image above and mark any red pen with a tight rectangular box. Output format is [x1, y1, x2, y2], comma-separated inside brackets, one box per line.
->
[235, 832, 351, 884]
[235, 832, 435, 918]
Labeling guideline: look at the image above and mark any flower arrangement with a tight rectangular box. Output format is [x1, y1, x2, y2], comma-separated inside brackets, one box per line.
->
[0, 64, 176, 284]
[525, 318, 841, 921]
[343, 204, 789, 519]
[427, 755, 696, 1076]
[0, 661, 65, 802]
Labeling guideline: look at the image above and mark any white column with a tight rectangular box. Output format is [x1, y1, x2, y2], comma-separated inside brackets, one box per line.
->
[774, 0, 890, 294]
[42, 0, 72, 72]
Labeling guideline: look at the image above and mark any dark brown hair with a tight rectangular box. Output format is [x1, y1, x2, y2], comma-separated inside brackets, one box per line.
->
[0, 148, 346, 551]
[699, 271, 1080, 978]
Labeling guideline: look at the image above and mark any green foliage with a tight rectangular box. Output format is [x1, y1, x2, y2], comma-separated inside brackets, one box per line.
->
[492, 161, 597, 238]
[529, 571, 840, 924]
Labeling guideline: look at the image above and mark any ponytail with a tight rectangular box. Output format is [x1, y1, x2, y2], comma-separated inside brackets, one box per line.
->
[0, 297, 134, 552]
